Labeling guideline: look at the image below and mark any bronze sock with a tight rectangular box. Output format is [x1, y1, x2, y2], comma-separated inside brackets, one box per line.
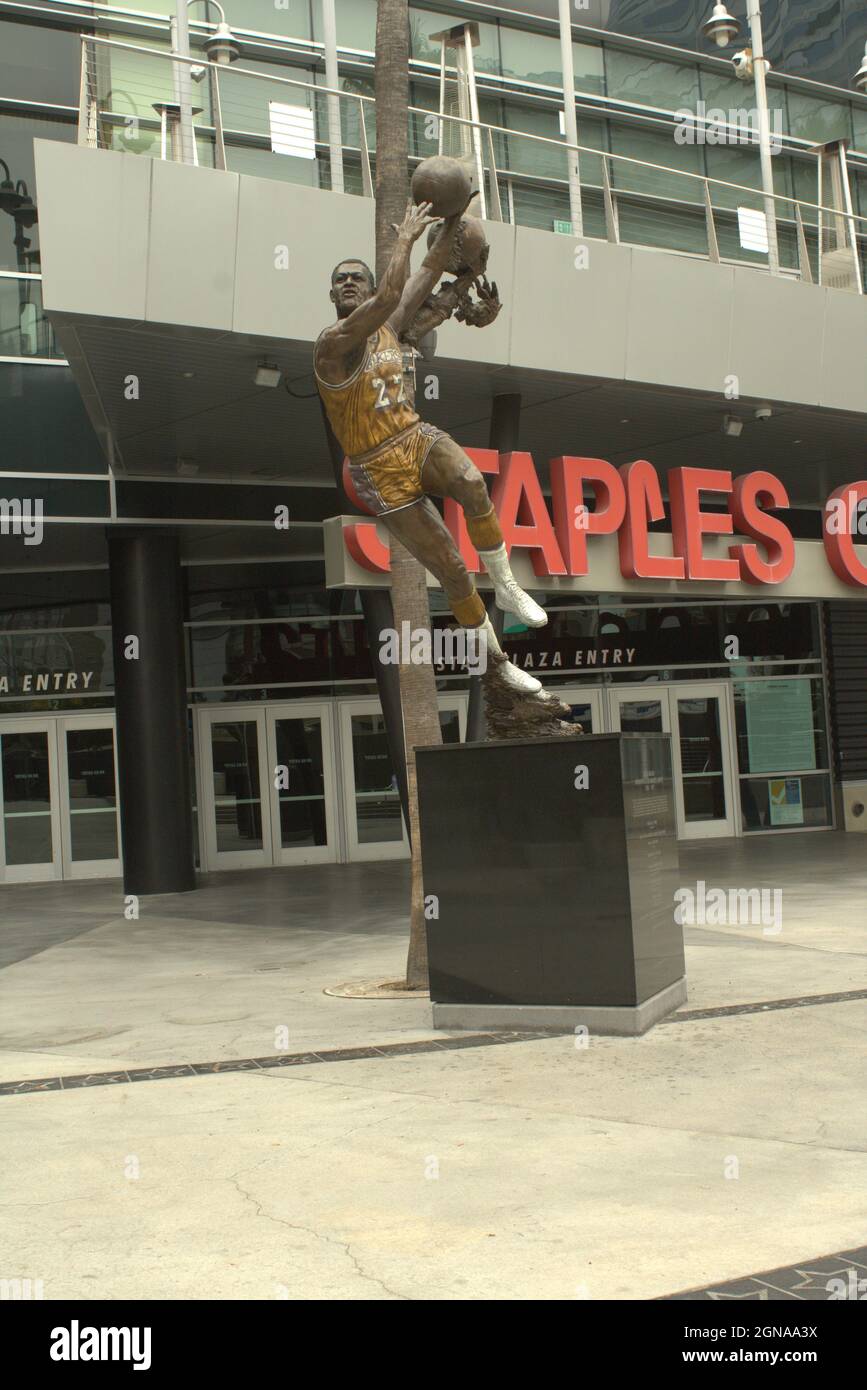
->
[466, 506, 503, 554]
[452, 590, 486, 628]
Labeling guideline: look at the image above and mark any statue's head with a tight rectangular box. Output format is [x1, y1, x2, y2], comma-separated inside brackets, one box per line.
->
[426, 216, 488, 277]
[330, 259, 375, 318]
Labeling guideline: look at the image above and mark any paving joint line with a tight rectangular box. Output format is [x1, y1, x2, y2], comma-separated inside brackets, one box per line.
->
[1, 987, 865, 1096]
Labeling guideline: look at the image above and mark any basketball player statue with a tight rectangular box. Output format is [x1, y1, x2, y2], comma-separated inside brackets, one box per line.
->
[314, 199, 546, 697]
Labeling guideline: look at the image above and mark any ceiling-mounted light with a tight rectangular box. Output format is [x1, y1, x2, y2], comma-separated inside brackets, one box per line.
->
[702, 2, 741, 49]
[722, 414, 743, 437]
[254, 363, 282, 388]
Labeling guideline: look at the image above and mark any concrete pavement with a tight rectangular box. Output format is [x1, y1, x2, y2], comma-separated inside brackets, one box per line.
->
[1, 833, 865, 1299]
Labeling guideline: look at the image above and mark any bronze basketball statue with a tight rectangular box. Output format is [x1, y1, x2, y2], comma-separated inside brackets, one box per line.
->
[314, 165, 574, 732]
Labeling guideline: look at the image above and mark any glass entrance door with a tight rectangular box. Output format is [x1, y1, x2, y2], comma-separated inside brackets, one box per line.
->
[199, 710, 271, 870]
[57, 716, 121, 879]
[669, 683, 737, 840]
[608, 683, 736, 840]
[267, 704, 338, 866]
[338, 696, 466, 861]
[557, 687, 605, 733]
[0, 715, 120, 883]
[0, 720, 61, 882]
[197, 703, 339, 870]
[607, 687, 672, 740]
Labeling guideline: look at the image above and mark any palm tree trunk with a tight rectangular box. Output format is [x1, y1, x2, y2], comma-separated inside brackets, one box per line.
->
[375, 0, 441, 990]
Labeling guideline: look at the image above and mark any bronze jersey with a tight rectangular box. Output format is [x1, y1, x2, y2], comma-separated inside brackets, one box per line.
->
[314, 322, 420, 459]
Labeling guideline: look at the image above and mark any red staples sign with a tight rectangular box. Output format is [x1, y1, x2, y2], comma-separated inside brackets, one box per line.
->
[341, 452, 867, 589]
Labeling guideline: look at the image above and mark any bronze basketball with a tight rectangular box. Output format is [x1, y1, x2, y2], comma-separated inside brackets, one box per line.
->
[411, 156, 472, 218]
[427, 215, 489, 276]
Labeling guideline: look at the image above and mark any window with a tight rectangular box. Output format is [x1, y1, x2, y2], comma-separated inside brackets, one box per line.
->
[0, 364, 106, 473]
[219, 57, 314, 138]
[313, 0, 374, 52]
[0, 278, 59, 358]
[699, 69, 787, 148]
[786, 91, 852, 145]
[502, 104, 604, 186]
[733, 676, 831, 832]
[499, 28, 561, 87]
[609, 123, 702, 198]
[572, 42, 605, 98]
[604, 49, 699, 114]
[503, 102, 566, 181]
[0, 630, 114, 700]
[409, 9, 500, 77]
[0, 111, 76, 273]
[99, 31, 177, 152]
[0, 19, 84, 106]
[705, 144, 793, 210]
[115, 0, 312, 42]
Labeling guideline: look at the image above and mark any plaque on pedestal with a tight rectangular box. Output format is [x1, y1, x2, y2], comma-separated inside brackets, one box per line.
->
[415, 733, 685, 1035]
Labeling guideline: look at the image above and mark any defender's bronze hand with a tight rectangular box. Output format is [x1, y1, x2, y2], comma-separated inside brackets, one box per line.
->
[476, 275, 500, 316]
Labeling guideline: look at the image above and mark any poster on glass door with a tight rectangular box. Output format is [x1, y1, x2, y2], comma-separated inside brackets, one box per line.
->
[769, 777, 804, 827]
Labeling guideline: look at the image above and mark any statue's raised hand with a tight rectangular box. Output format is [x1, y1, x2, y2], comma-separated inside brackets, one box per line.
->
[393, 200, 438, 244]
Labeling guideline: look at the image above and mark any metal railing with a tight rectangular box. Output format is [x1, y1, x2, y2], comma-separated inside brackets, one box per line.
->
[77, 35, 866, 293]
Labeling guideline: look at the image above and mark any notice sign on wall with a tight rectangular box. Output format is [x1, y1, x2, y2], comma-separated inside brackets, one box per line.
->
[769, 777, 804, 826]
[744, 680, 816, 775]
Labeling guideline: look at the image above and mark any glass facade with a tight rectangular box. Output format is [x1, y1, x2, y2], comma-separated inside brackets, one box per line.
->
[1, 0, 865, 291]
[0, 578, 835, 838]
[30, 1, 862, 95]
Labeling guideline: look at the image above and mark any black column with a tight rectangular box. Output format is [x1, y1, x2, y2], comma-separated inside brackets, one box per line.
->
[824, 600, 867, 798]
[319, 401, 410, 832]
[466, 392, 522, 743]
[108, 530, 196, 896]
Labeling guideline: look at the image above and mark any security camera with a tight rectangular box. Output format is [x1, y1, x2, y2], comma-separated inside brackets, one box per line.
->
[732, 48, 754, 80]
[755, 404, 773, 423]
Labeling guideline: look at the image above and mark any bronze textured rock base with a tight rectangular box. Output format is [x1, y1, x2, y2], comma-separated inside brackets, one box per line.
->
[482, 654, 579, 739]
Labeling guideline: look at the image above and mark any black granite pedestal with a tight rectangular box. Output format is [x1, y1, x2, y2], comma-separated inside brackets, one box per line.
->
[415, 733, 685, 1035]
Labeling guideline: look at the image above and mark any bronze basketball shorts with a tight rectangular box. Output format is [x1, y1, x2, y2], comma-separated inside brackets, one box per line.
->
[348, 422, 446, 516]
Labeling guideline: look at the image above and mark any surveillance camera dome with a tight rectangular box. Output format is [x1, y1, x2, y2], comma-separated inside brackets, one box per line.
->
[755, 405, 773, 423]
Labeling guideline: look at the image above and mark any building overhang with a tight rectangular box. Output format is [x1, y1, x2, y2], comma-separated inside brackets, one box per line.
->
[30, 140, 867, 513]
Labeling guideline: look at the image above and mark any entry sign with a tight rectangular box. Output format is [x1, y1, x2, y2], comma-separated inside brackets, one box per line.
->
[340, 454, 867, 589]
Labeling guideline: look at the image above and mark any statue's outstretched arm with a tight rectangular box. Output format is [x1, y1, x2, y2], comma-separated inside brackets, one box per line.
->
[316, 202, 436, 371]
[400, 268, 477, 344]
